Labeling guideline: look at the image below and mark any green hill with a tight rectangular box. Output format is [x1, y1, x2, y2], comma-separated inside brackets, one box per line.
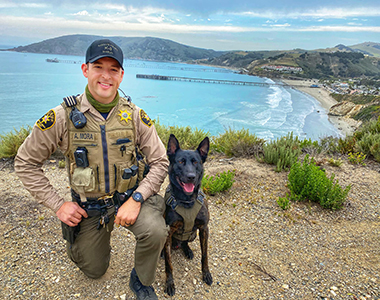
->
[206, 49, 380, 79]
[6, 34, 225, 62]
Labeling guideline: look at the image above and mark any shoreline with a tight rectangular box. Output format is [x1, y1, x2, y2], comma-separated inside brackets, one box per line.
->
[281, 78, 360, 137]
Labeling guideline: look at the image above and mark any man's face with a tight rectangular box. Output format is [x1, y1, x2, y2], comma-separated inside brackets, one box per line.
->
[81, 57, 124, 104]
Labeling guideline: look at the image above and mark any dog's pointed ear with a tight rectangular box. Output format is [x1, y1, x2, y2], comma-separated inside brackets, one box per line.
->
[167, 134, 180, 158]
[197, 136, 209, 163]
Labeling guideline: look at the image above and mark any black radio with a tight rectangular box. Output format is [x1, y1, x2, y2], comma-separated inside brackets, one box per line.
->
[74, 147, 89, 168]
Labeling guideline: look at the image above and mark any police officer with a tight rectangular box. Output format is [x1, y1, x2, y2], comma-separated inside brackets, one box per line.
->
[15, 39, 169, 300]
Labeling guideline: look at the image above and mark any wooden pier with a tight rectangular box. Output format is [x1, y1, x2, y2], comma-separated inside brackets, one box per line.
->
[125, 63, 234, 73]
[46, 58, 82, 64]
[136, 74, 299, 88]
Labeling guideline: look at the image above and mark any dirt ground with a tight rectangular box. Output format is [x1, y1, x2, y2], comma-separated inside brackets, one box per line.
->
[0, 154, 379, 299]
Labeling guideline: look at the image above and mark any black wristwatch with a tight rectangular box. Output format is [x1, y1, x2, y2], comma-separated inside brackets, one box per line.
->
[132, 192, 144, 203]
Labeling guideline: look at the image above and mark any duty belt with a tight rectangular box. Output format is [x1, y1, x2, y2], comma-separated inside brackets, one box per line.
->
[71, 189, 115, 208]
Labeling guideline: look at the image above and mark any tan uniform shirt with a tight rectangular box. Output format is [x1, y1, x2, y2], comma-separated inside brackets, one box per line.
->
[15, 93, 169, 213]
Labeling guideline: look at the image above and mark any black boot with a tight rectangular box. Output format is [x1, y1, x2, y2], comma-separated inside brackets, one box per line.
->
[129, 268, 158, 300]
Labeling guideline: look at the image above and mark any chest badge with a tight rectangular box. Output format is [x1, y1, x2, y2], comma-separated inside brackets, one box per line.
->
[118, 109, 132, 124]
[36, 110, 56, 131]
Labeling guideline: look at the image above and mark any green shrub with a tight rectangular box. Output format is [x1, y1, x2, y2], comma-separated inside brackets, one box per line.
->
[337, 135, 356, 154]
[354, 132, 380, 162]
[348, 152, 367, 165]
[154, 119, 209, 150]
[202, 170, 235, 195]
[0, 126, 32, 158]
[211, 128, 265, 157]
[262, 132, 301, 172]
[286, 155, 351, 210]
[299, 138, 320, 153]
[327, 157, 343, 167]
[354, 117, 380, 140]
[277, 195, 291, 210]
[318, 136, 340, 154]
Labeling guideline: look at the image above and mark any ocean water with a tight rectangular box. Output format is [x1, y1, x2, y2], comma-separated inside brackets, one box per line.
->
[0, 51, 341, 141]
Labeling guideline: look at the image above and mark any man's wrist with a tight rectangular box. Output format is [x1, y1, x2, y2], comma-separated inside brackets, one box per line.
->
[131, 192, 144, 203]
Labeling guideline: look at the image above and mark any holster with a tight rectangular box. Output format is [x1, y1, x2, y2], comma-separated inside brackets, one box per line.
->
[61, 222, 80, 245]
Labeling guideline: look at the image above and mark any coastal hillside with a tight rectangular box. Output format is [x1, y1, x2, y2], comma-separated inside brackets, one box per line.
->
[206, 50, 380, 79]
[320, 42, 380, 58]
[6, 34, 225, 62]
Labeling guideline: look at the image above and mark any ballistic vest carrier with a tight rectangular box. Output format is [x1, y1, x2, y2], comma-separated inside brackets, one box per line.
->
[165, 186, 205, 241]
[62, 94, 142, 202]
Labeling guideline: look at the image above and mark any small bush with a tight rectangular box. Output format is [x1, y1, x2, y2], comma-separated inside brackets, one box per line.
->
[262, 132, 301, 172]
[0, 126, 32, 158]
[337, 136, 356, 154]
[299, 138, 321, 155]
[277, 195, 291, 210]
[286, 155, 351, 210]
[154, 119, 209, 150]
[348, 152, 366, 165]
[211, 128, 265, 157]
[354, 132, 380, 162]
[327, 157, 343, 167]
[202, 170, 235, 196]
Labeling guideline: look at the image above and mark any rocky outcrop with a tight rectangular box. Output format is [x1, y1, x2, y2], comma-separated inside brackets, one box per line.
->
[329, 101, 363, 117]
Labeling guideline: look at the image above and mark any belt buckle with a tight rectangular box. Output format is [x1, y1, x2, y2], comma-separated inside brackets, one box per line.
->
[98, 194, 114, 207]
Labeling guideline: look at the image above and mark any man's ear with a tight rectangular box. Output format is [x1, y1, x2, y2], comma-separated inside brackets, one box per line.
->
[81, 63, 89, 78]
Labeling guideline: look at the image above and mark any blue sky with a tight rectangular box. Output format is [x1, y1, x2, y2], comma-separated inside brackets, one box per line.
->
[0, 0, 379, 51]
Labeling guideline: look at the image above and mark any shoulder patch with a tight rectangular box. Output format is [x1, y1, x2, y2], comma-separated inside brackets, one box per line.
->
[36, 110, 56, 131]
[140, 109, 153, 127]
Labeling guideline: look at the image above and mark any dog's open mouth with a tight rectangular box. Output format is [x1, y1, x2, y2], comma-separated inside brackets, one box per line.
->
[177, 177, 195, 194]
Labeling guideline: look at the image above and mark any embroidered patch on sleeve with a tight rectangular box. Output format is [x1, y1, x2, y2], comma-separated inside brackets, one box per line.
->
[140, 109, 153, 127]
[36, 110, 56, 131]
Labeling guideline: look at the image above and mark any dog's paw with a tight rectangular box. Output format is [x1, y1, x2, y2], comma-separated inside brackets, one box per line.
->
[165, 282, 176, 296]
[203, 271, 213, 285]
[182, 245, 194, 260]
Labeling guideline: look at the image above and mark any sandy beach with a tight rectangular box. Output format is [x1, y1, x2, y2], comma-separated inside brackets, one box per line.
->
[281, 78, 360, 137]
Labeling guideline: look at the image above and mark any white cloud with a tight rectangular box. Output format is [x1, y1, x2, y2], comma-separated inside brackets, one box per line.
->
[299, 25, 380, 32]
[73, 11, 89, 16]
[236, 7, 380, 19]
[0, 2, 47, 8]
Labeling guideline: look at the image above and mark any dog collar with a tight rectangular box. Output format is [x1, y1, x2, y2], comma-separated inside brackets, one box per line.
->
[164, 186, 205, 210]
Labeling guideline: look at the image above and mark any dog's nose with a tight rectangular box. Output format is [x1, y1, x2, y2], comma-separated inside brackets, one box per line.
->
[186, 173, 196, 181]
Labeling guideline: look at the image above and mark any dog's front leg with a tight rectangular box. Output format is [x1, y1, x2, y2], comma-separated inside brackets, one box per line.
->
[199, 226, 213, 285]
[164, 225, 180, 296]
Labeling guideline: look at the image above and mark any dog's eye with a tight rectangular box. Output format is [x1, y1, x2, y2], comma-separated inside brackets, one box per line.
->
[178, 159, 185, 164]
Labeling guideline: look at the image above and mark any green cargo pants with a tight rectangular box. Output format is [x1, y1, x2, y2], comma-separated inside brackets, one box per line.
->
[65, 194, 168, 286]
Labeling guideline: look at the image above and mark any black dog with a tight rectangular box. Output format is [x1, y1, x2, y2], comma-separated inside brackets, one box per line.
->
[163, 134, 213, 296]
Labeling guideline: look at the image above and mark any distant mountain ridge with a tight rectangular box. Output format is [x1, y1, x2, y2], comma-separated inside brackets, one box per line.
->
[5, 34, 380, 79]
[318, 42, 380, 58]
[7, 34, 225, 62]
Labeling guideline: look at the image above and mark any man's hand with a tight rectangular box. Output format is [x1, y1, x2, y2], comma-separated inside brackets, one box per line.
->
[56, 202, 88, 226]
[114, 198, 141, 227]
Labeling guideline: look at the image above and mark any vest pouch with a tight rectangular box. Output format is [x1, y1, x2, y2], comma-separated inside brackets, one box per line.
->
[71, 167, 96, 192]
[116, 164, 138, 193]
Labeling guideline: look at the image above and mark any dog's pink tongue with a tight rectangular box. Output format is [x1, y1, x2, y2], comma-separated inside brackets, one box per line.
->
[183, 183, 195, 193]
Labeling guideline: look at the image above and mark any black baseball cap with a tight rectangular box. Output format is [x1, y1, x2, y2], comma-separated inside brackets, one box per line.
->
[85, 39, 124, 69]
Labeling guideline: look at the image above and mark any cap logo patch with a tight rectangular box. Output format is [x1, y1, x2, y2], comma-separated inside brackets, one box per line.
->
[36, 110, 56, 131]
[140, 110, 152, 127]
[118, 109, 132, 124]
[99, 43, 118, 56]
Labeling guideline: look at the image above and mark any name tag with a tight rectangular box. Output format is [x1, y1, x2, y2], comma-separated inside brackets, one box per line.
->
[73, 132, 95, 141]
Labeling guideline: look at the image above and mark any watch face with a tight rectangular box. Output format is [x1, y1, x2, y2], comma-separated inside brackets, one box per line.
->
[133, 192, 143, 202]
